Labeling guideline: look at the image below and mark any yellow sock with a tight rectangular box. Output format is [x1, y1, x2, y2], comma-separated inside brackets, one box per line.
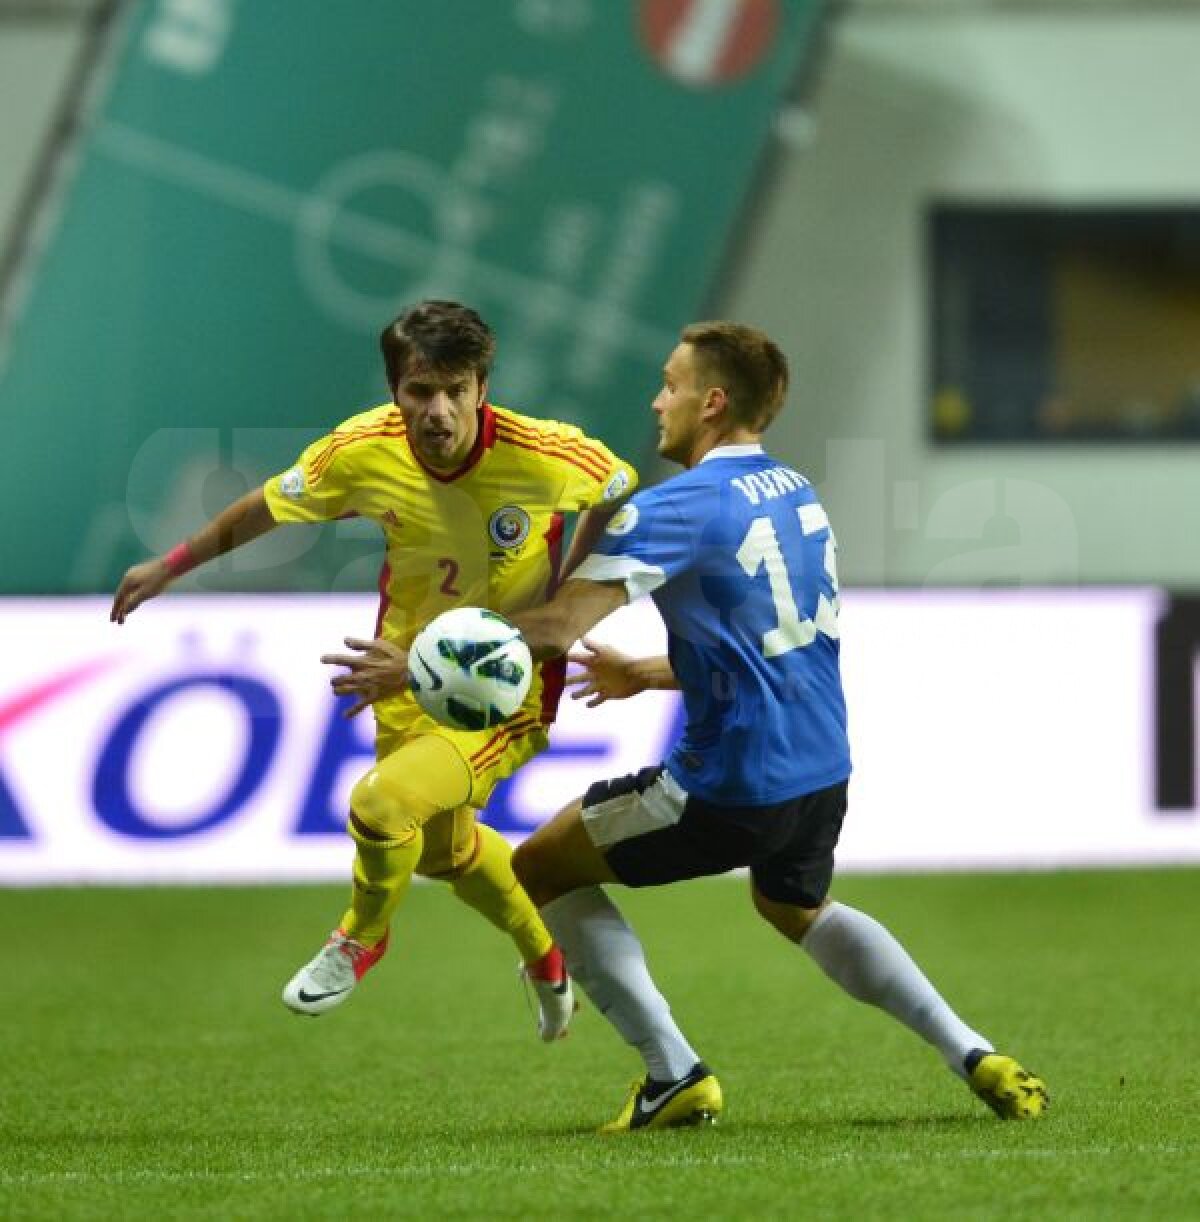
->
[451, 824, 554, 965]
[339, 818, 423, 944]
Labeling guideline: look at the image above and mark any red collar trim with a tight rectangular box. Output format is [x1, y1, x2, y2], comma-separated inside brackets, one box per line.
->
[406, 403, 497, 483]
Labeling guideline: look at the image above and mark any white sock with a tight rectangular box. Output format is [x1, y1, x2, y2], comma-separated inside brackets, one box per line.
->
[803, 901, 992, 1078]
[541, 886, 700, 1082]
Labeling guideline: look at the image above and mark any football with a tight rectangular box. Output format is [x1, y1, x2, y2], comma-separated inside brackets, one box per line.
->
[408, 606, 533, 731]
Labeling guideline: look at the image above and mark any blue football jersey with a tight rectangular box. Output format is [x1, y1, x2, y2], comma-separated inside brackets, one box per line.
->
[574, 444, 851, 805]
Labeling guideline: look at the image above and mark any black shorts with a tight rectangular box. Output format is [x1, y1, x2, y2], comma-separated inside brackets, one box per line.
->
[580, 765, 848, 909]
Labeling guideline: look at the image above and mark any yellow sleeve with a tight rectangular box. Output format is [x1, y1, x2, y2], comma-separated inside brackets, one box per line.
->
[263, 417, 370, 524]
[538, 419, 639, 512]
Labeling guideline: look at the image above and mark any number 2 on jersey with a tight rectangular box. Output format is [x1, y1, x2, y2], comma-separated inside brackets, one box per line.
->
[437, 557, 461, 597]
[735, 506, 839, 658]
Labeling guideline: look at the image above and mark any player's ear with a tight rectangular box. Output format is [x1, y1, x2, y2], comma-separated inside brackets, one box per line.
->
[703, 385, 728, 421]
[476, 375, 489, 407]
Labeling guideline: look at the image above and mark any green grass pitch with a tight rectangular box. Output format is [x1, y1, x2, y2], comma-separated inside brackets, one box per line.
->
[2, 869, 1197, 1219]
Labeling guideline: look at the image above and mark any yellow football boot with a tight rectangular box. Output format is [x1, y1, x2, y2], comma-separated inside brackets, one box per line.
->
[599, 1063, 723, 1133]
[966, 1051, 1049, 1119]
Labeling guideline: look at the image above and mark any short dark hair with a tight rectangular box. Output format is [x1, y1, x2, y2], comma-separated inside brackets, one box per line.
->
[680, 321, 789, 431]
[380, 300, 497, 390]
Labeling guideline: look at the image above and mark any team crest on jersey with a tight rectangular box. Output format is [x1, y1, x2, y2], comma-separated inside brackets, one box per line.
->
[488, 506, 531, 549]
[279, 467, 305, 499]
[605, 503, 639, 536]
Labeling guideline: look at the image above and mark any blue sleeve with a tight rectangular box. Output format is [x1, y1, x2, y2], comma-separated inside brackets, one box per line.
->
[572, 481, 695, 597]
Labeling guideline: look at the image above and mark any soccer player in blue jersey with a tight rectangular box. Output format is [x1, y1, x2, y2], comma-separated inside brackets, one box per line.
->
[505, 321, 1049, 1131]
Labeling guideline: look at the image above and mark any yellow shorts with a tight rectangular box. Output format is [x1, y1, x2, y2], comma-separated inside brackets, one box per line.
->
[372, 694, 549, 877]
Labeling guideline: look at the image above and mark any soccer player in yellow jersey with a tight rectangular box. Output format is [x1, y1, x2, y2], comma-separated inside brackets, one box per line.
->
[111, 300, 637, 1037]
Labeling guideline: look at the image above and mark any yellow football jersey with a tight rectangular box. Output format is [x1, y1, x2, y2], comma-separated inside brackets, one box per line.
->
[263, 401, 637, 723]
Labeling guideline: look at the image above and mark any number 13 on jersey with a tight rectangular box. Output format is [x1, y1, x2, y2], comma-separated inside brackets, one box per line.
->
[735, 504, 839, 658]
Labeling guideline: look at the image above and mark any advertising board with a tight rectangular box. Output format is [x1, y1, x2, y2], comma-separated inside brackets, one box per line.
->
[1, 590, 1197, 882]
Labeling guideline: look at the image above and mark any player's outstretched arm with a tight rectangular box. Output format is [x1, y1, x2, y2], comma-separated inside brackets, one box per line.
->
[560, 505, 623, 580]
[565, 639, 678, 707]
[110, 487, 279, 624]
[513, 577, 629, 661]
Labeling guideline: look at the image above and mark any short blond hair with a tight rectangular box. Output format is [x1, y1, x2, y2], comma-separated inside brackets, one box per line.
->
[681, 321, 789, 431]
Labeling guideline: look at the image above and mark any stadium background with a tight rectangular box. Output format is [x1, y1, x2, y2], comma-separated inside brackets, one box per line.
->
[2, 0, 1197, 880]
[3, 3, 1200, 1217]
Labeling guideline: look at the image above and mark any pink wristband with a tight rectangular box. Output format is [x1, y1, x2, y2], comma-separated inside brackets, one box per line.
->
[163, 541, 197, 577]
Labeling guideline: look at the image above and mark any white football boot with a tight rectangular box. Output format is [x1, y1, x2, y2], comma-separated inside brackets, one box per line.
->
[520, 946, 577, 1041]
[282, 929, 389, 1016]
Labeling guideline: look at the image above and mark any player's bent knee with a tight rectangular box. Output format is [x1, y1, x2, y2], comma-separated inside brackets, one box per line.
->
[752, 885, 823, 944]
[514, 805, 613, 907]
[511, 836, 566, 908]
[349, 767, 437, 842]
[349, 770, 392, 834]
[510, 837, 543, 894]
